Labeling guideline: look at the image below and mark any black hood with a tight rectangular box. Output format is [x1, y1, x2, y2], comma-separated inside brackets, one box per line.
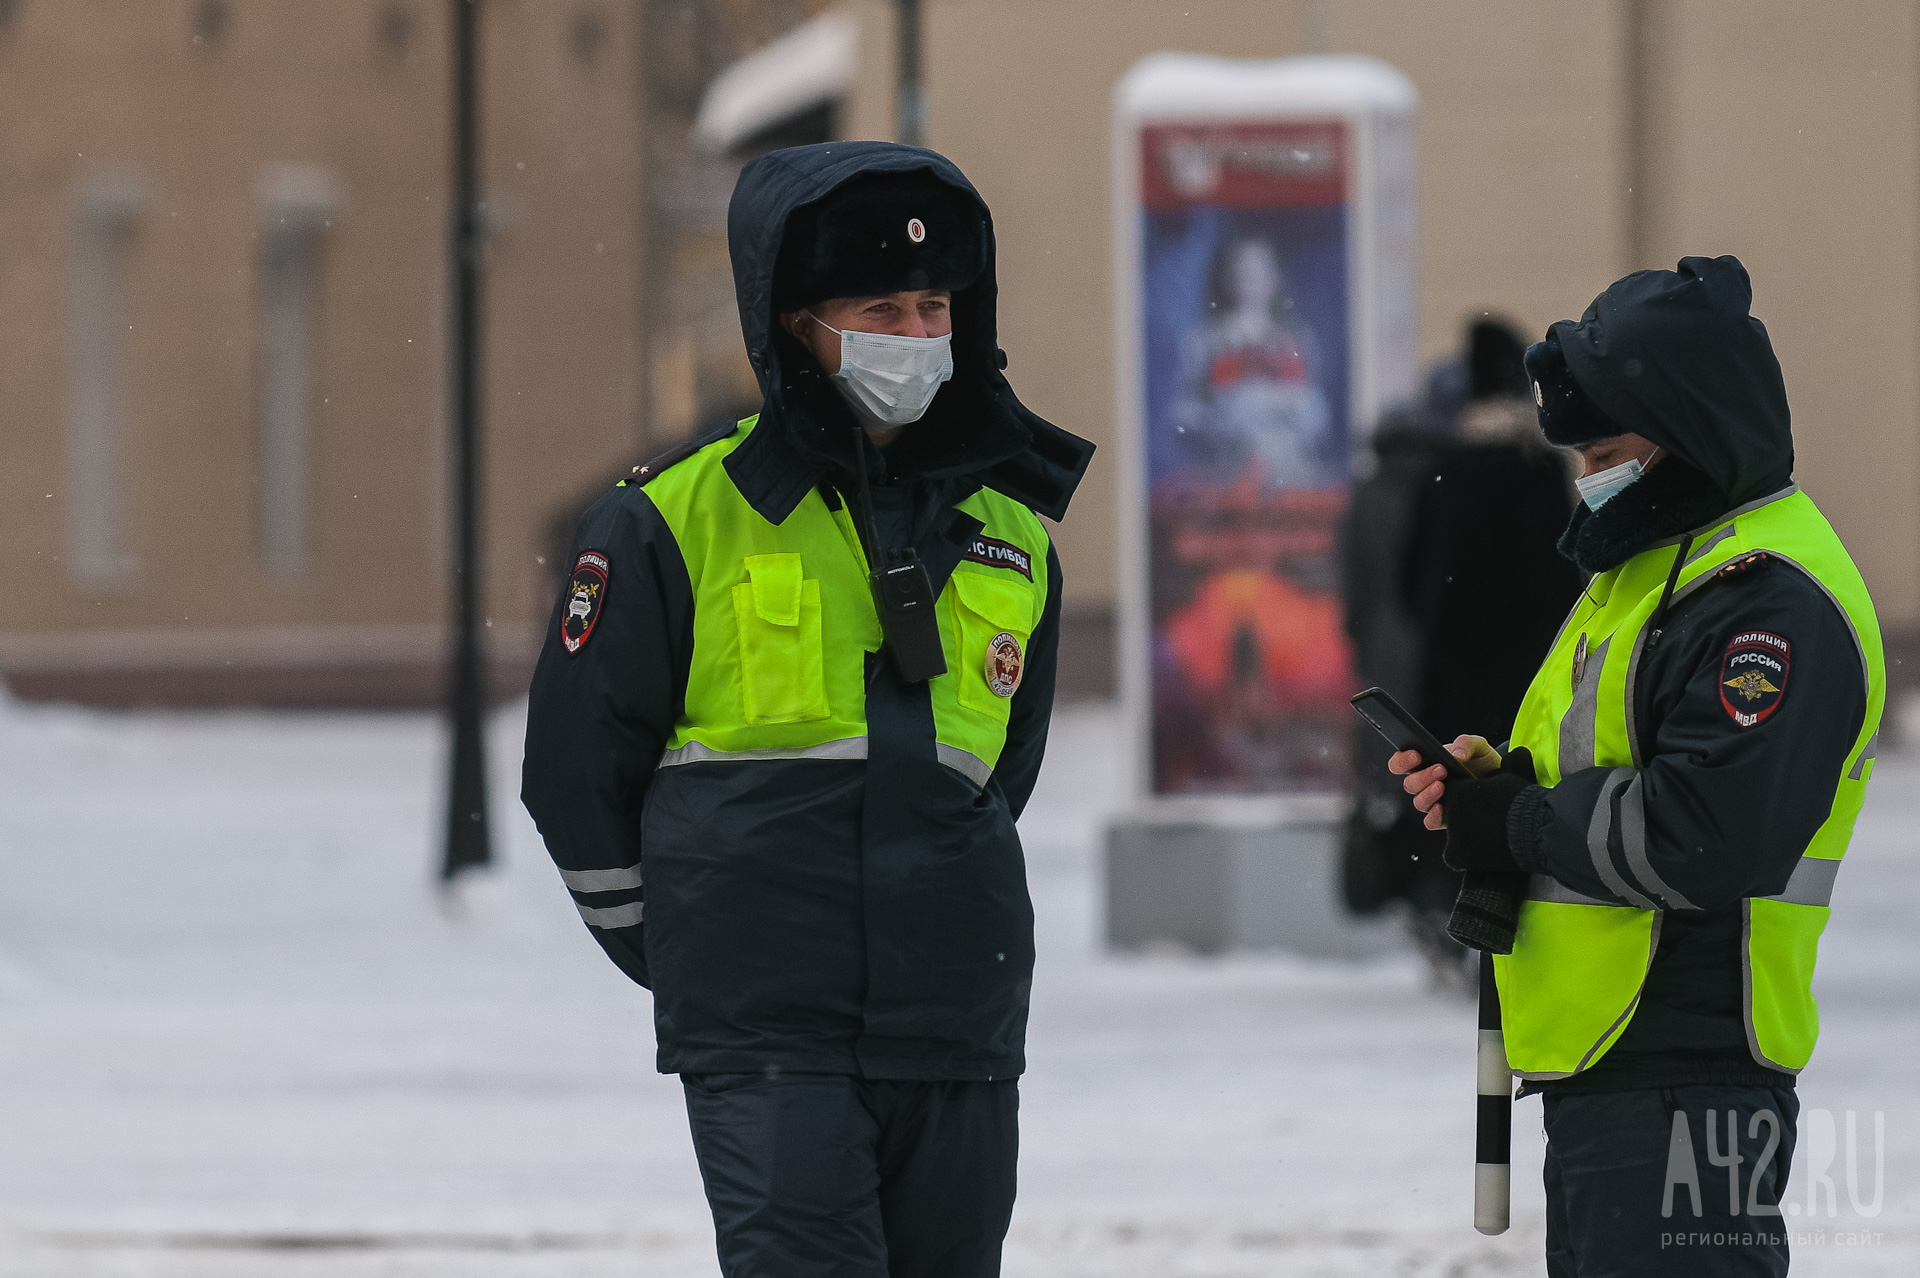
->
[723, 141, 1094, 524]
[1551, 255, 1793, 508]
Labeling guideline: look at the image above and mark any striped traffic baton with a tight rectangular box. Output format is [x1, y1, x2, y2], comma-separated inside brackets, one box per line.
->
[1474, 949, 1511, 1234]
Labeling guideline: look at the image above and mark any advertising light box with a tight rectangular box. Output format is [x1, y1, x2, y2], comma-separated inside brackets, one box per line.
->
[1113, 53, 1418, 800]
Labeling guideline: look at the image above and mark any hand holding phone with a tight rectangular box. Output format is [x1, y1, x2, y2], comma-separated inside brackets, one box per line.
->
[1351, 688, 1499, 829]
[1351, 688, 1474, 779]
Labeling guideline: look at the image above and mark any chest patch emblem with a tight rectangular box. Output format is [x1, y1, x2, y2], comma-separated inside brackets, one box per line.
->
[561, 550, 610, 654]
[1720, 630, 1790, 727]
[961, 534, 1033, 580]
[985, 631, 1024, 698]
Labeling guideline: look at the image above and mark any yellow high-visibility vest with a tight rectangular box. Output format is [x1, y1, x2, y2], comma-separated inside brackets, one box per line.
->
[1497, 487, 1883, 1078]
[635, 415, 1053, 787]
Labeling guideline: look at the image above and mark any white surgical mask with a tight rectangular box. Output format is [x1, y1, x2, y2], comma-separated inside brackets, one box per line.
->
[806, 312, 954, 427]
[1575, 448, 1659, 510]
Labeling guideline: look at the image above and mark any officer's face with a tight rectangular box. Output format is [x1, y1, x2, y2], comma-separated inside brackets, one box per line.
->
[779, 290, 953, 376]
[1575, 432, 1662, 477]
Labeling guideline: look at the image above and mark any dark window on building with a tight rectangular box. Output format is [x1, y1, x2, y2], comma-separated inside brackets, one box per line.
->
[192, 0, 231, 45]
[254, 167, 342, 579]
[69, 170, 148, 588]
[376, 2, 415, 56]
[570, 8, 607, 65]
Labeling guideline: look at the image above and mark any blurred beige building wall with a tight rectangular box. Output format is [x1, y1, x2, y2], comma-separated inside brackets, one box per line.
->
[840, 0, 1920, 665]
[6, 0, 1917, 706]
[1628, 0, 1920, 625]
[0, 0, 643, 705]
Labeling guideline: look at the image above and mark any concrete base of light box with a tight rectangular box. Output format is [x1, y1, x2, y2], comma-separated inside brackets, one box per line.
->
[1104, 798, 1406, 958]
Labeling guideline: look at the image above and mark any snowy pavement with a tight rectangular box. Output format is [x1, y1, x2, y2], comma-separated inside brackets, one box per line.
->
[0, 695, 1913, 1275]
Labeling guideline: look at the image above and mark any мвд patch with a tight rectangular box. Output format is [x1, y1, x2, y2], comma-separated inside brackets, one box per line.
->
[1720, 630, 1789, 727]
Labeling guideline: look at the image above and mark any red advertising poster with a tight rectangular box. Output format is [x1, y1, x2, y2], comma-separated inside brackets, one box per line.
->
[1139, 120, 1355, 794]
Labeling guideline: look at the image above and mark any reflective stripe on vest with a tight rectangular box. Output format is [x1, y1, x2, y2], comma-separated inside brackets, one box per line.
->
[1496, 486, 1884, 1079]
[660, 737, 870, 766]
[637, 416, 1050, 787]
[658, 735, 996, 787]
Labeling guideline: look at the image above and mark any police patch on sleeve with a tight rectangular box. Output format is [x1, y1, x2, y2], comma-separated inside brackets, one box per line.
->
[561, 550, 610, 654]
[1720, 630, 1790, 727]
[985, 631, 1024, 698]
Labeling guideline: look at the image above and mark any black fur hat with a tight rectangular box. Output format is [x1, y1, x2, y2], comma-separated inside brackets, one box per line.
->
[772, 169, 987, 310]
[1468, 319, 1529, 401]
[1523, 331, 1621, 446]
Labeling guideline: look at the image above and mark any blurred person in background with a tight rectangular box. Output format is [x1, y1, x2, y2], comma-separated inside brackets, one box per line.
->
[1396, 257, 1882, 1276]
[1337, 399, 1449, 962]
[1400, 320, 1582, 981]
[1342, 321, 1579, 991]
[521, 142, 1092, 1278]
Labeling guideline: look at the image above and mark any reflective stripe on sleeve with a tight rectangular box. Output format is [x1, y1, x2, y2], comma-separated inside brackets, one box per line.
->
[1616, 774, 1700, 910]
[1763, 855, 1841, 908]
[658, 737, 868, 767]
[558, 862, 644, 893]
[1587, 767, 1658, 910]
[1524, 874, 1616, 907]
[935, 743, 993, 787]
[576, 900, 644, 929]
[1848, 730, 1879, 781]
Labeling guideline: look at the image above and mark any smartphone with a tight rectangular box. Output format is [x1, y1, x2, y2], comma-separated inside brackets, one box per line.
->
[1350, 687, 1476, 781]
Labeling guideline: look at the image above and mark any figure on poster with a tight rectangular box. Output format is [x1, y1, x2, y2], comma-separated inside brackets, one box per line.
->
[1172, 238, 1336, 490]
[1161, 565, 1352, 787]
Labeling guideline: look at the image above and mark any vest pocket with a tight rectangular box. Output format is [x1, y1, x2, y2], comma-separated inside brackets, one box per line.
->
[1745, 896, 1828, 1072]
[732, 553, 829, 725]
[946, 569, 1036, 720]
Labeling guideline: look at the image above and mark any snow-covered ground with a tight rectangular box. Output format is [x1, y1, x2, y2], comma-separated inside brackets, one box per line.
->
[0, 694, 1912, 1275]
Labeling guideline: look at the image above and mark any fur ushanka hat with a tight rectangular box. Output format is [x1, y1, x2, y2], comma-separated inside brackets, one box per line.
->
[772, 169, 987, 310]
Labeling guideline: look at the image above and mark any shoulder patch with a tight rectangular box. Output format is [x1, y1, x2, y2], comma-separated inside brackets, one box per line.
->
[961, 533, 1034, 581]
[627, 420, 742, 487]
[1720, 630, 1790, 727]
[561, 550, 610, 654]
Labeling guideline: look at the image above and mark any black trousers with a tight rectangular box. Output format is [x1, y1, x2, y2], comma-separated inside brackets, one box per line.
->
[1543, 1085, 1798, 1277]
[682, 1072, 1019, 1278]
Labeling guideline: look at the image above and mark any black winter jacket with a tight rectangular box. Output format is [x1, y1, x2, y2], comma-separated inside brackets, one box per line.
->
[1455, 258, 1871, 1092]
[520, 142, 1092, 1081]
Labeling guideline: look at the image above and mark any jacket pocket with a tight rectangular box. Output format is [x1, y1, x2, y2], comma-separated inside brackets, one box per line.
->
[947, 569, 1036, 720]
[732, 553, 830, 725]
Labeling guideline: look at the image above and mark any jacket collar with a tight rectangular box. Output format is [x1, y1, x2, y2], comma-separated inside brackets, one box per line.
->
[723, 413, 823, 525]
[722, 376, 1083, 527]
[1559, 455, 1734, 574]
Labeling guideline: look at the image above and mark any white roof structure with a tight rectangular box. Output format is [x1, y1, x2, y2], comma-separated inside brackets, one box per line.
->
[692, 11, 859, 156]
[1115, 51, 1417, 119]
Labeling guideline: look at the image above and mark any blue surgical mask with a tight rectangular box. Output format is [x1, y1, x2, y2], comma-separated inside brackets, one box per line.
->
[1575, 448, 1661, 510]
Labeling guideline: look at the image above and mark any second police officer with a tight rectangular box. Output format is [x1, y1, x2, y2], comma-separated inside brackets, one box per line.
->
[1395, 256, 1883, 1277]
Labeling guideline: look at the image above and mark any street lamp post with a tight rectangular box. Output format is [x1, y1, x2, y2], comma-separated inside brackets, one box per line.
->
[896, 0, 923, 146]
[442, 0, 491, 885]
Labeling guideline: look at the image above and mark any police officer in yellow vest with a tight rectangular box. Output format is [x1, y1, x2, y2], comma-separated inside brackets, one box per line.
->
[521, 143, 1093, 1277]
[1393, 257, 1880, 1277]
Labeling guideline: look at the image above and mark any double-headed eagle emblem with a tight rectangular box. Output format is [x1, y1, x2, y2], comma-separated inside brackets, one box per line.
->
[1723, 670, 1780, 702]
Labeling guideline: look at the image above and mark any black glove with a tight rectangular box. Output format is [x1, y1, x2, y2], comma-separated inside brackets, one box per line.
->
[1441, 747, 1537, 875]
